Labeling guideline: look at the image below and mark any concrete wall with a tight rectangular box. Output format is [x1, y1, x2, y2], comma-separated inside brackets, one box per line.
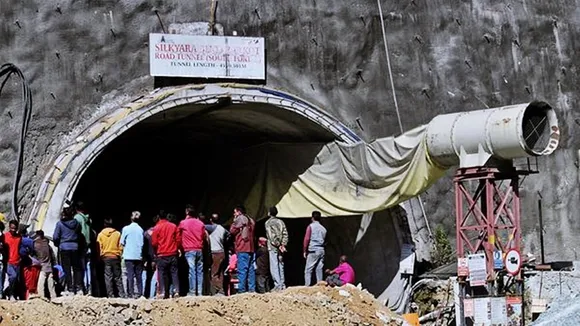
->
[0, 0, 579, 260]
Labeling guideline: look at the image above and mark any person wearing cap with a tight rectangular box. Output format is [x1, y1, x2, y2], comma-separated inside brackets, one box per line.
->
[255, 237, 270, 293]
[121, 211, 144, 298]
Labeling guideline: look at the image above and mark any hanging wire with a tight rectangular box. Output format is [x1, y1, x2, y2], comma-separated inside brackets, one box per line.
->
[376, 1, 432, 238]
[0, 63, 33, 220]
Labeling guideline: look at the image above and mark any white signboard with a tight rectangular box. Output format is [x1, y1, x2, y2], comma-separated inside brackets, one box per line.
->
[490, 297, 508, 324]
[473, 298, 492, 326]
[471, 297, 508, 325]
[468, 253, 487, 287]
[149, 33, 266, 80]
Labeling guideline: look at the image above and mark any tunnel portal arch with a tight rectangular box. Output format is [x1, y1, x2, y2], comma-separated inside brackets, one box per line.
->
[27, 83, 361, 236]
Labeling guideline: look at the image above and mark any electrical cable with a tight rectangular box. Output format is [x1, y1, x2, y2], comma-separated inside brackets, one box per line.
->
[376, 1, 433, 238]
[0, 63, 33, 220]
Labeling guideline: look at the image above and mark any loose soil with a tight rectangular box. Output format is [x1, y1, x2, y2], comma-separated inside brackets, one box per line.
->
[0, 284, 404, 326]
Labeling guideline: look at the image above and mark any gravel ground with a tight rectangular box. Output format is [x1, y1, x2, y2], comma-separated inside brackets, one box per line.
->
[527, 271, 580, 325]
[531, 294, 580, 326]
[0, 284, 406, 326]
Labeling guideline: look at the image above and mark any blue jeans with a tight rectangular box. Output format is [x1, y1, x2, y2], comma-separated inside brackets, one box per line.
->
[269, 250, 285, 290]
[82, 251, 91, 293]
[305, 250, 325, 286]
[142, 269, 158, 298]
[185, 251, 203, 296]
[5, 264, 20, 299]
[237, 252, 256, 293]
[125, 260, 143, 298]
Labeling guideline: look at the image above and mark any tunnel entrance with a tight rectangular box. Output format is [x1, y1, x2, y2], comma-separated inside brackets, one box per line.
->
[28, 84, 414, 299]
[28, 84, 361, 236]
[72, 99, 336, 230]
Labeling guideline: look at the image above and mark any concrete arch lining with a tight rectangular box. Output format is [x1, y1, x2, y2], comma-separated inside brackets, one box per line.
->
[28, 83, 361, 236]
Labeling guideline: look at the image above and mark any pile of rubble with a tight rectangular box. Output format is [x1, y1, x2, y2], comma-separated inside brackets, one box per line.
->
[528, 271, 580, 325]
[0, 285, 406, 326]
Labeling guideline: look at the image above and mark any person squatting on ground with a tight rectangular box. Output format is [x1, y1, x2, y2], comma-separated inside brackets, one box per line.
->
[264, 206, 288, 291]
[152, 211, 181, 299]
[179, 205, 207, 296]
[53, 207, 85, 295]
[4, 220, 21, 300]
[98, 218, 125, 298]
[33, 230, 57, 299]
[325, 255, 355, 287]
[304, 211, 327, 286]
[205, 213, 229, 295]
[121, 211, 144, 298]
[230, 205, 256, 293]
[255, 237, 270, 293]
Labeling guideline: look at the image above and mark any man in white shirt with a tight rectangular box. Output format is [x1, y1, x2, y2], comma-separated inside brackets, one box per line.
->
[205, 213, 229, 295]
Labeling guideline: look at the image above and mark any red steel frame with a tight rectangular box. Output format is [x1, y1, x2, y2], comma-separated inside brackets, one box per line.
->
[455, 167, 522, 280]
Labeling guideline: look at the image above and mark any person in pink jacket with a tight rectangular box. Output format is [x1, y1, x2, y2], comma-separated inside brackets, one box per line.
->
[325, 255, 355, 287]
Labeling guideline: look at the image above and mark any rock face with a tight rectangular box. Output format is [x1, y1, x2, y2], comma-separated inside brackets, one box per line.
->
[0, 0, 578, 260]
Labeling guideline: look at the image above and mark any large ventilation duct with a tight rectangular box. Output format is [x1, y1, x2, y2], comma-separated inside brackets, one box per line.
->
[426, 101, 559, 168]
[275, 101, 560, 217]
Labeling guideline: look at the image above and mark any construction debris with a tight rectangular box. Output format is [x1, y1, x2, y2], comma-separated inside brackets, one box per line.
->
[0, 285, 406, 326]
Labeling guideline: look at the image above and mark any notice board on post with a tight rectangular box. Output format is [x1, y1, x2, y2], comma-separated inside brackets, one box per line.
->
[149, 33, 266, 80]
[468, 253, 487, 287]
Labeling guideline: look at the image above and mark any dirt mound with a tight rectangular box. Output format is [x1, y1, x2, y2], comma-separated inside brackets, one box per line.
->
[0, 285, 405, 326]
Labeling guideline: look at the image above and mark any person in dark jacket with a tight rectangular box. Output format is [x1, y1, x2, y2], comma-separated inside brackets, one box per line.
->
[255, 237, 270, 294]
[33, 230, 57, 300]
[142, 215, 159, 298]
[19, 224, 40, 299]
[53, 207, 85, 295]
[230, 205, 256, 293]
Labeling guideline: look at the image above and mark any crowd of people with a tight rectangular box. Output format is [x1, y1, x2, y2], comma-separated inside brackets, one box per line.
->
[0, 202, 356, 301]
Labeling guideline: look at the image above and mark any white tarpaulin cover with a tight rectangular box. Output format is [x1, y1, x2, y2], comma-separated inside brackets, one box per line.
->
[275, 125, 447, 217]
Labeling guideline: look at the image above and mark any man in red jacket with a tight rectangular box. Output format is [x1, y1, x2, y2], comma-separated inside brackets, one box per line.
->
[178, 205, 207, 296]
[229, 205, 255, 293]
[3, 220, 22, 300]
[151, 211, 181, 299]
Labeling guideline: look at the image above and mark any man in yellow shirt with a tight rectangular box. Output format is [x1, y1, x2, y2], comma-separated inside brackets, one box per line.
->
[97, 218, 125, 298]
